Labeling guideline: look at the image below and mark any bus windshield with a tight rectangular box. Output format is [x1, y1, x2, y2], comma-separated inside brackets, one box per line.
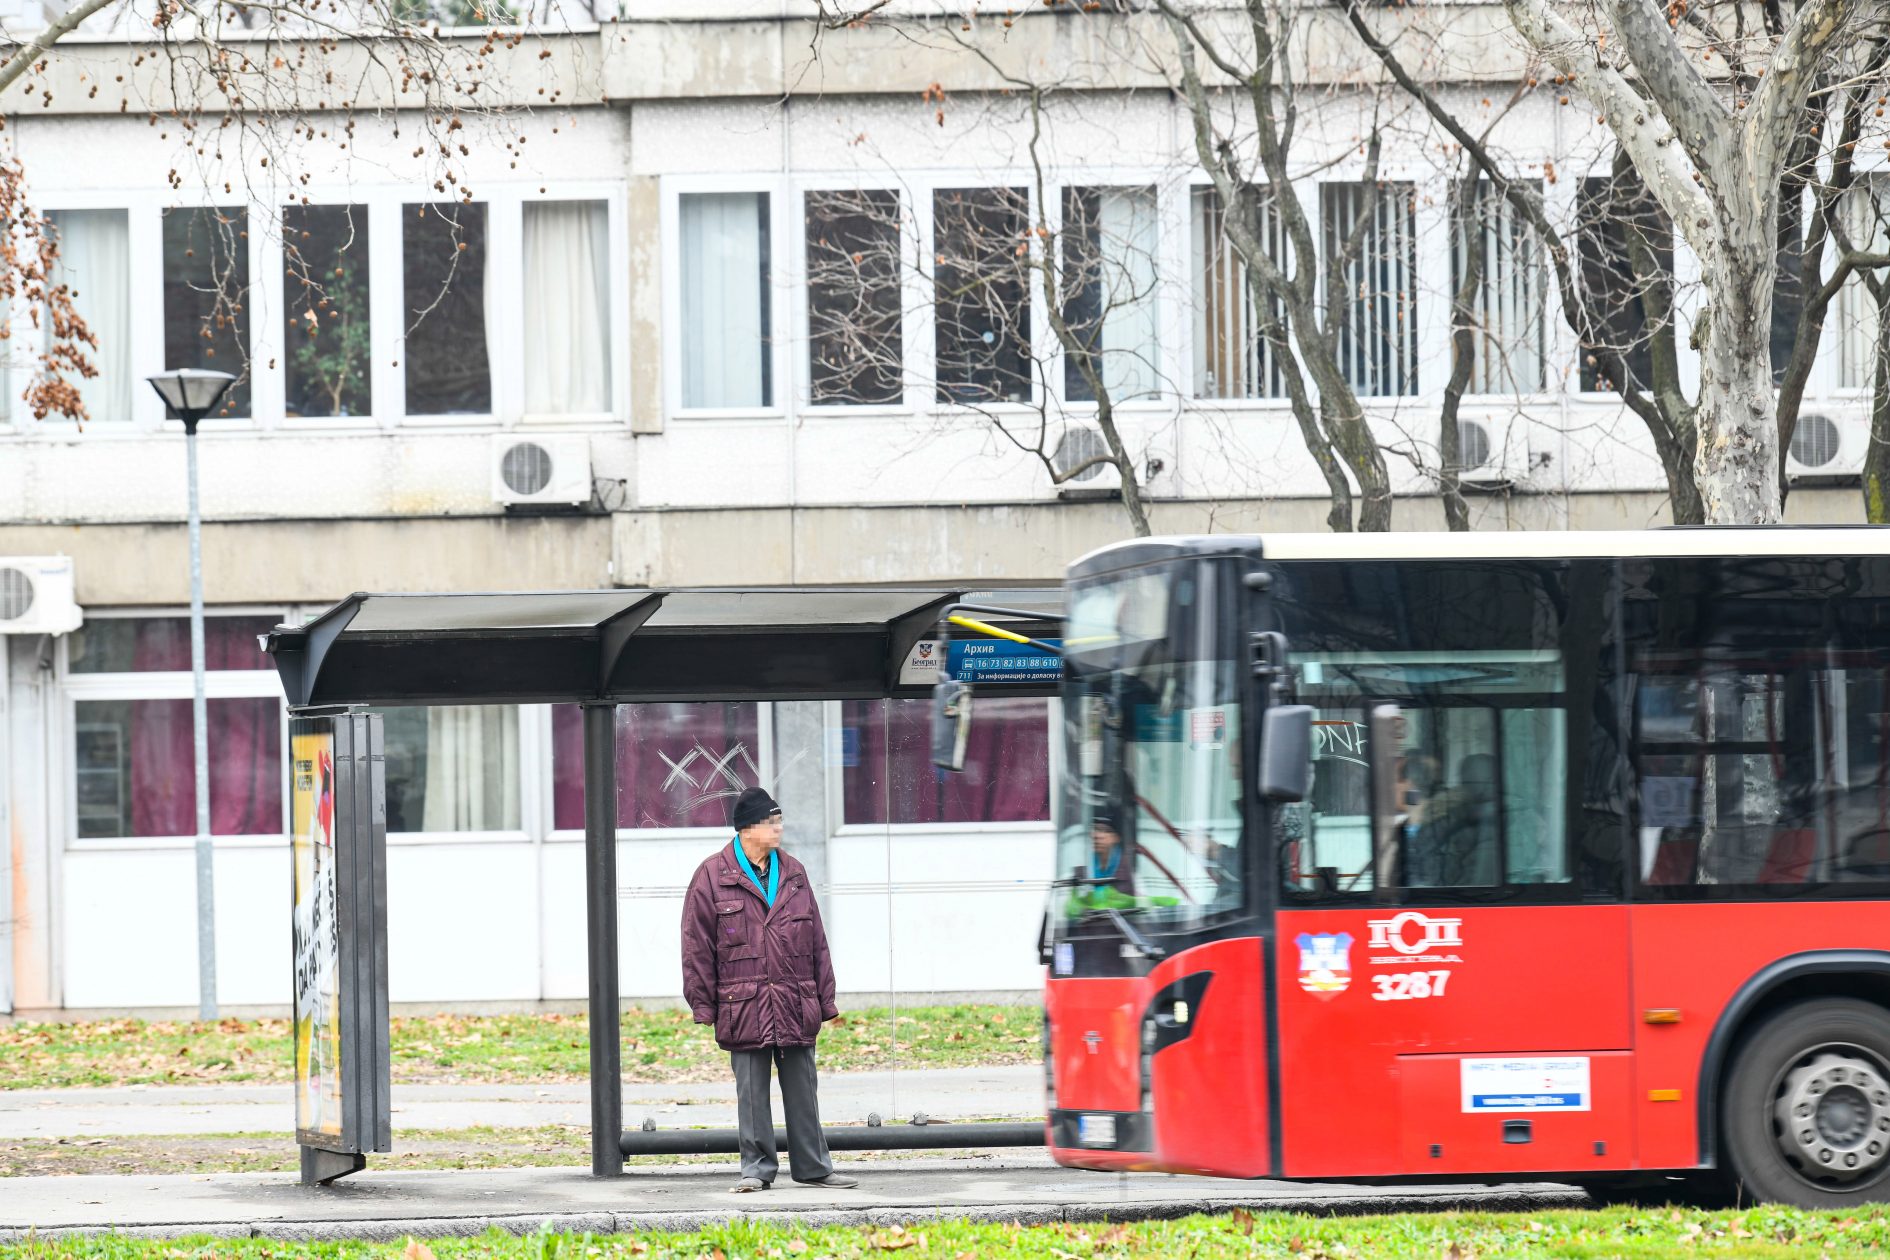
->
[1057, 559, 1246, 932]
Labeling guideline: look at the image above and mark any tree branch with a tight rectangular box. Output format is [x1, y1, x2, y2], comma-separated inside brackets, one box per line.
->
[1504, 0, 1717, 252]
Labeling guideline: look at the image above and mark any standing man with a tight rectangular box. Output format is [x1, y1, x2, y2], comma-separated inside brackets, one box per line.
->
[681, 786, 860, 1193]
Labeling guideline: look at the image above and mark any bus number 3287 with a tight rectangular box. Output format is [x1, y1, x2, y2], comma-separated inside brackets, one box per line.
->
[1372, 971, 1451, 1001]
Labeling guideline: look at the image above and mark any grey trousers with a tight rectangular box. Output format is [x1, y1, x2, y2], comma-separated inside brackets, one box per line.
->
[730, 1044, 834, 1184]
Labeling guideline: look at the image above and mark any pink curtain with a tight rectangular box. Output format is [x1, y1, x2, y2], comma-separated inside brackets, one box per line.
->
[77, 614, 276, 673]
[842, 698, 1049, 825]
[552, 703, 763, 830]
[128, 699, 194, 837]
[209, 697, 281, 834]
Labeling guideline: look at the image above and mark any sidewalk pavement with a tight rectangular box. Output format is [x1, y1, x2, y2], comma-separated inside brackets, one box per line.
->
[0, 1066, 1043, 1139]
[0, 1153, 1593, 1242]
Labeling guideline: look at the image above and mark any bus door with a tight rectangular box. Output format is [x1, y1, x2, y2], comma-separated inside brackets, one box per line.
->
[1272, 653, 1636, 1180]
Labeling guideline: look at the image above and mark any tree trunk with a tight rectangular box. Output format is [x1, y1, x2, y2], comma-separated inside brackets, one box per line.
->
[1693, 249, 1784, 525]
[1865, 284, 1890, 523]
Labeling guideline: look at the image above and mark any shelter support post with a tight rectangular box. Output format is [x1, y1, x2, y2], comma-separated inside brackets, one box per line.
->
[583, 702, 623, 1177]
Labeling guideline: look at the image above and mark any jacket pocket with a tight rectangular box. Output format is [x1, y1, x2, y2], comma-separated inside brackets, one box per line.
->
[779, 915, 815, 956]
[714, 900, 747, 950]
[716, 979, 762, 1046]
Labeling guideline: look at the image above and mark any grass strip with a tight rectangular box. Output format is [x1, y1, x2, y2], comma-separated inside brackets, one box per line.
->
[0, 1005, 1039, 1090]
[8, 1208, 1890, 1258]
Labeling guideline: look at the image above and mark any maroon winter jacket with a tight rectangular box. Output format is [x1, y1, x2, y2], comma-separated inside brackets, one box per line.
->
[681, 843, 838, 1051]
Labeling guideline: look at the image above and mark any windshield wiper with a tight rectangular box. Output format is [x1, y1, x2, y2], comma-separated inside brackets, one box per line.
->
[1102, 907, 1167, 961]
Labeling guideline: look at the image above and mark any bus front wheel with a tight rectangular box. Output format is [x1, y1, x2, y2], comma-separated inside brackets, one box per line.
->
[1724, 997, 1890, 1207]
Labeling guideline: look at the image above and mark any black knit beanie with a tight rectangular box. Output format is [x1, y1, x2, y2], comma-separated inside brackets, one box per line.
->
[731, 787, 780, 831]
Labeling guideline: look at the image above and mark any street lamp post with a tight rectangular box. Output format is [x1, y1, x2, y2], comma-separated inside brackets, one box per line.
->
[147, 369, 238, 1023]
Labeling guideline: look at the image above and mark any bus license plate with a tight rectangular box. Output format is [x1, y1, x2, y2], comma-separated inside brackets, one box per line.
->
[1078, 1114, 1117, 1148]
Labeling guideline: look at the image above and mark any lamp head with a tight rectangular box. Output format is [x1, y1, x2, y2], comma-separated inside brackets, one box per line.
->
[146, 370, 237, 431]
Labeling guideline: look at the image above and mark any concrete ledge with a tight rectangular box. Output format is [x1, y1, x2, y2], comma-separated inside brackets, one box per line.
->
[0, 1185, 1593, 1244]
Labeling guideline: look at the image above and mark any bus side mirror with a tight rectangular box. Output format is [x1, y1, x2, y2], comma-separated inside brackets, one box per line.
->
[1367, 703, 1406, 897]
[931, 676, 973, 771]
[1257, 704, 1313, 801]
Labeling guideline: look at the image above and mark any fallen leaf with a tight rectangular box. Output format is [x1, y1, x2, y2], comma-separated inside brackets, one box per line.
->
[404, 1240, 436, 1260]
[1232, 1208, 1255, 1236]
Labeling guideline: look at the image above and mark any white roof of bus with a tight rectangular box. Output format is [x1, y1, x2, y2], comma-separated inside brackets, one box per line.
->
[1254, 528, 1890, 562]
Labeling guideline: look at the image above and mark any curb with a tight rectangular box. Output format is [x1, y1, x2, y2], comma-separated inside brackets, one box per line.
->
[0, 1186, 1594, 1243]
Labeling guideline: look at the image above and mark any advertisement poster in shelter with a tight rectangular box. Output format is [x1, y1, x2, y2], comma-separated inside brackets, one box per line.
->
[292, 722, 343, 1140]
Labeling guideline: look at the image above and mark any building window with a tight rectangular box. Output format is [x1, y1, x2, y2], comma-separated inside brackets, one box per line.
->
[1321, 182, 1418, 397]
[48, 209, 131, 424]
[1451, 180, 1546, 395]
[1191, 185, 1287, 400]
[67, 614, 276, 673]
[73, 697, 282, 839]
[162, 207, 251, 417]
[1062, 186, 1159, 402]
[283, 205, 372, 419]
[805, 188, 903, 406]
[840, 698, 1050, 825]
[377, 704, 521, 833]
[1840, 177, 1889, 389]
[65, 613, 284, 844]
[679, 192, 772, 409]
[403, 201, 492, 416]
[1576, 173, 1673, 393]
[934, 187, 1031, 405]
[550, 703, 762, 830]
[523, 199, 612, 415]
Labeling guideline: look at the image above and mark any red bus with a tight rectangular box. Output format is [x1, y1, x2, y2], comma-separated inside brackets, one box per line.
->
[940, 530, 1890, 1208]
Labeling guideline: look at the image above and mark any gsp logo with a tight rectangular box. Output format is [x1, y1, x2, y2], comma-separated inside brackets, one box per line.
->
[1366, 912, 1464, 958]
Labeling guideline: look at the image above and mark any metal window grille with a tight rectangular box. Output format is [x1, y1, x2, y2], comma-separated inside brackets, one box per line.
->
[1451, 181, 1546, 395]
[1191, 186, 1288, 399]
[1322, 182, 1419, 397]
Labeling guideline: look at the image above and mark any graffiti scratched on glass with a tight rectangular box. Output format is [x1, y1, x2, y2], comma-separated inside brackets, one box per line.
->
[291, 729, 343, 1140]
[1314, 719, 1370, 768]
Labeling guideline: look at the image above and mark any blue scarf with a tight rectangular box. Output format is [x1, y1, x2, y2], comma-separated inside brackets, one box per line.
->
[733, 840, 779, 907]
[1090, 844, 1121, 882]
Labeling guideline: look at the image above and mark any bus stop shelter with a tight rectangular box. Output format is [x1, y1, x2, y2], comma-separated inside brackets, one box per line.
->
[264, 587, 1060, 1183]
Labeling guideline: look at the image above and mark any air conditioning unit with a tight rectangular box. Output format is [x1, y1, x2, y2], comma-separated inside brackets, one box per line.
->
[1450, 411, 1541, 490]
[0, 556, 82, 636]
[1786, 413, 1865, 480]
[490, 435, 593, 507]
[1052, 425, 1124, 494]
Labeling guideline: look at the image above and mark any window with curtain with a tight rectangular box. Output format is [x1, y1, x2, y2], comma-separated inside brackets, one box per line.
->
[550, 703, 762, 830]
[48, 209, 131, 424]
[1062, 186, 1159, 402]
[1321, 182, 1418, 397]
[680, 192, 771, 409]
[524, 199, 611, 414]
[66, 613, 284, 843]
[1192, 185, 1288, 400]
[841, 697, 1050, 825]
[376, 705, 521, 833]
[1451, 180, 1546, 395]
[805, 188, 903, 406]
[283, 205, 372, 419]
[1576, 172, 1673, 393]
[73, 697, 282, 839]
[1840, 178, 1890, 389]
[162, 206, 251, 417]
[68, 615, 276, 673]
[403, 201, 492, 415]
[934, 187, 1032, 405]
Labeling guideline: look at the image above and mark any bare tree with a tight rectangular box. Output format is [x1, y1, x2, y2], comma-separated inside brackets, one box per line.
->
[1500, 0, 1879, 524]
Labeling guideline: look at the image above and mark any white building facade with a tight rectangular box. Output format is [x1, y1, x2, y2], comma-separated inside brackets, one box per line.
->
[0, 2, 1875, 1015]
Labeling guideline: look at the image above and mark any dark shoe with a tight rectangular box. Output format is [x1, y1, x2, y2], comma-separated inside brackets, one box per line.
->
[797, 1172, 859, 1188]
[731, 1177, 772, 1193]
